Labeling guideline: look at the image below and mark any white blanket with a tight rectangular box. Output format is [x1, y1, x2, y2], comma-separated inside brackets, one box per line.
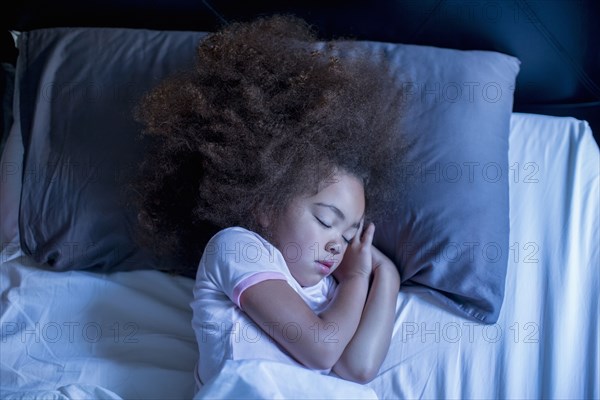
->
[195, 360, 377, 399]
[2, 385, 122, 400]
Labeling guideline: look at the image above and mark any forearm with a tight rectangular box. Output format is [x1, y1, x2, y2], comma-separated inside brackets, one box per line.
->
[333, 264, 399, 383]
[317, 274, 370, 354]
[240, 276, 370, 372]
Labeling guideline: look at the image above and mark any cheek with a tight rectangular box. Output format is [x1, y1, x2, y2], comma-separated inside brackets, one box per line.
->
[335, 247, 348, 264]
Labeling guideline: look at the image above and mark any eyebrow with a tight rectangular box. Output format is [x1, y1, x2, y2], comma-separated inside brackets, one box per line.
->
[313, 202, 361, 229]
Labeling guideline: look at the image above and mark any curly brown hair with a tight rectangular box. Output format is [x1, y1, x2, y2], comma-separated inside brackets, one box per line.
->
[130, 15, 407, 274]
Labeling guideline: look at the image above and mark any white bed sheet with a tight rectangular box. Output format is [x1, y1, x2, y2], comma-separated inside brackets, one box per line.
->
[1, 112, 598, 399]
[371, 113, 599, 399]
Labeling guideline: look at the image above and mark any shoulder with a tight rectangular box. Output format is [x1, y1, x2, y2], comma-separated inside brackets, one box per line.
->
[203, 226, 279, 263]
[200, 226, 284, 277]
[206, 226, 273, 251]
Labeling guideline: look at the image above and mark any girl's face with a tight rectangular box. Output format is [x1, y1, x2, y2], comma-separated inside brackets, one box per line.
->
[268, 172, 365, 287]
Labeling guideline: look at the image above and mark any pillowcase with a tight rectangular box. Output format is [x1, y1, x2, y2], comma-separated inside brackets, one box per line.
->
[0, 99, 22, 255]
[1, 59, 21, 257]
[331, 42, 518, 323]
[14, 28, 518, 322]
[16, 28, 208, 272]
[1, 61, 16, 156]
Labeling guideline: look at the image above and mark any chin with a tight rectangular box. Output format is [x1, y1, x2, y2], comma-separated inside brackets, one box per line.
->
[300, 276, 324, 288]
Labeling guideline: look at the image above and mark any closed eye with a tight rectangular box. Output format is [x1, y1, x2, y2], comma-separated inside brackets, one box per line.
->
[315, 216, 331, 228]
[316, 216, 352, 244]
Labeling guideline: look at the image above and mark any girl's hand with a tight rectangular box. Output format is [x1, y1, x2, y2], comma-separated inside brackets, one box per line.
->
[331, 238, 400, 383]
[334, 222, 375, 282]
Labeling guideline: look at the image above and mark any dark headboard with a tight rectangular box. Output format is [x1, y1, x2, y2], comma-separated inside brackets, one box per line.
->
[2, 0, 599, 144]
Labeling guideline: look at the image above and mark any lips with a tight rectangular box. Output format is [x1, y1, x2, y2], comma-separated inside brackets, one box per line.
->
[318, 260, 335, 269]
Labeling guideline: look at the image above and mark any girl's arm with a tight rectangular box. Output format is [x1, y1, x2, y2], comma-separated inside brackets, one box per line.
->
[239, 223, 375, 371]
[332, 245, 400, 383]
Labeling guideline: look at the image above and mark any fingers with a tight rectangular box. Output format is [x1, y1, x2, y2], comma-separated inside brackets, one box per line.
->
[350, 221, 375, 247]
[361, 222, 375, 246]
[350, 220, 363, 245]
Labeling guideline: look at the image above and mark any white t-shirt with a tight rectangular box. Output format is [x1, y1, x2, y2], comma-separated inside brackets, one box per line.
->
[191, 226, 337, 385]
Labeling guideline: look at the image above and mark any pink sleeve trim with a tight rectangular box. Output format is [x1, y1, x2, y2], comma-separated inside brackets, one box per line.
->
[233, 271, 287, 308]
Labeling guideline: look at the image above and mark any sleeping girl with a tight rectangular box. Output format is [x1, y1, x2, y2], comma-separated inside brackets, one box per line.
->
[131, 15, 406, 389]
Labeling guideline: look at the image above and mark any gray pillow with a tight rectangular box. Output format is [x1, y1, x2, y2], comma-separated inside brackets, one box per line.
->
[16, 28, 207, 271]
[14, 28, 519, 322]
[346, 43, 518, 324]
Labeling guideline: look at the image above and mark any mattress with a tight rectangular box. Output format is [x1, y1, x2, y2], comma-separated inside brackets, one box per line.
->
[1, 112, 598, 399]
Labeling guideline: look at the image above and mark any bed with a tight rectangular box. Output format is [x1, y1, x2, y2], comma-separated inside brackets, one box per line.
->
[1, 1, 599, 399]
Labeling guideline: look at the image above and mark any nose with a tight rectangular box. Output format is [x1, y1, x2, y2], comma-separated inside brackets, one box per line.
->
[325, 241, 341, 255]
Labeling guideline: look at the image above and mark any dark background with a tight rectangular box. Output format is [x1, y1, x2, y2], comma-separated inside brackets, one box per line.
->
[2, 0, 599, 145]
